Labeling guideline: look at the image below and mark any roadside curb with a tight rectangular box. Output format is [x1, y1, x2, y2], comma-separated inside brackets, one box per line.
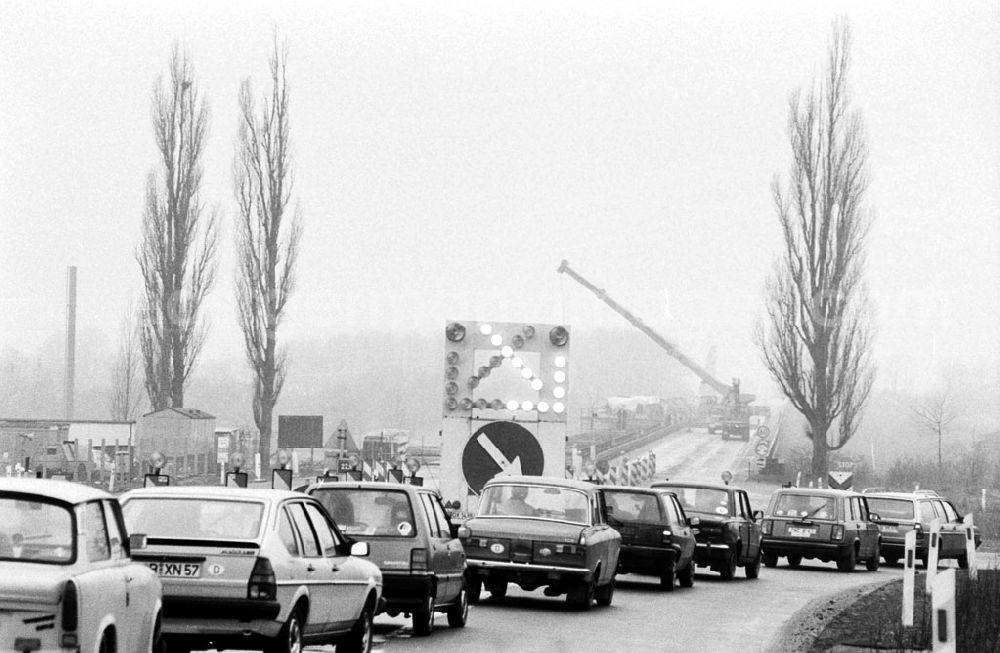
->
[764, 576, 897, 653]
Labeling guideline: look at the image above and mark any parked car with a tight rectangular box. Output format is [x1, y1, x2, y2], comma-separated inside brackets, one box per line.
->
[760, 488, 881, 573]
[652, 481, 763, 579]
[120, 486, 382, 653]
[862, 490, 982, 568]
[597, 485, 697, 591]
[0, 477, 162, 653]
[459, 476, 620, 610]
[305, 480, 468, 636]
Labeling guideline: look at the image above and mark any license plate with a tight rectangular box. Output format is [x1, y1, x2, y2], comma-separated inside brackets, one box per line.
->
[788, 527, 816, 538]
[147, 562, 202, 578]
[879, 525, 898, 533]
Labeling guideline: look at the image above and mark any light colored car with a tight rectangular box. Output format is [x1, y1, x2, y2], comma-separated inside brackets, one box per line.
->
[121, 486, 382, 653]
[0, 477, 162, 653]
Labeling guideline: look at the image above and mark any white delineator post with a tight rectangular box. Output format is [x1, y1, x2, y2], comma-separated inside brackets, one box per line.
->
[963, 513, 977, 581]
[902, 530, 917, 627]
[931, 568, 956, 653]
[925, 518, 941, 594]
[254, 453, 261, 480]
[219, 462, 225, 486]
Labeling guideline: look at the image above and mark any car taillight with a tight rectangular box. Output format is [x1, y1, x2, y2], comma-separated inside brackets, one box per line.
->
[61, 580, 78, 632]
[831, 525, 845, 541]
[761, 519, 773, 535]
[578, 533, 587, 546]
[661, 529, 672, 544]
[248, 557, 277, 601]
[411, 548, 428, 572]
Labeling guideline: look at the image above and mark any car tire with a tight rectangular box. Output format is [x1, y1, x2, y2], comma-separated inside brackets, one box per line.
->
[660, 561, 676, 592]
[468, 576, 482, 604]
[340, 602, 374, 653]
[567, 579, 594, 611]
[446, 582, 469, 628]
[865, 542, 881, 572]
[958, 553, 970, 570]
[595, 579, 615, 607]
[786, 554, 802, 568]
[487, 580, 507, 599]
[762, 551, 778, 568]
[720, 548, 737, 580]
[99, 631, 115, 653]
[745, 550, 762, 579]
[267, 607, 304, 653]
[678, 560, 695, 588]
[412, 592, 436, 636]
[837, 545, 856, 573]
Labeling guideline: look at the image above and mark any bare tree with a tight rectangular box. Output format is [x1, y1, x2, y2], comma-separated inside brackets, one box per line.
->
[755, 18, 876, 479]
[137, 43, 218, 410]
[234, 38, 302, 473]
[912, 384, 957, 471]
[109, 307, 144, 421]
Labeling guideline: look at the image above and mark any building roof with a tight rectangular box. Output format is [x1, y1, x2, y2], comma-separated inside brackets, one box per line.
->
[0, 418, 135, 428]
[0, 477, 113, 503]
[142, 407, 216, 420]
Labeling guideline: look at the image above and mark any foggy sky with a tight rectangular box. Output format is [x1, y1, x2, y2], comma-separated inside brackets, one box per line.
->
[2, 0, 998, 400]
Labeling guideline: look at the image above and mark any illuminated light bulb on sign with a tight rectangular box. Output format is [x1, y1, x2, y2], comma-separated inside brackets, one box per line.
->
[531, 378, 543, 391]
[553, 386, 566, 399]
[511, 357, 523, 368]
[506, 399, 519, 411]
[554, 370, 567, 383]
[537, 401, 550, 413]
[490, 334, 503, 347]
[553, 402, 565, 414]
[501, 346, 514, 358]
[479, 324, 493, 335]
[521, 400, 534, 411]
[554, 356, 567, 368]
[521, 368, 533, 380]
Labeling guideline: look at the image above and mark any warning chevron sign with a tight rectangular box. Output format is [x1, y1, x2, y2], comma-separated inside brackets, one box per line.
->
[828, 471, 854, 489]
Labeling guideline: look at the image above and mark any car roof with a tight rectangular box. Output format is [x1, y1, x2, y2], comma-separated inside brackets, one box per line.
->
[773, 488, 859, 498]
[121, 485, 304, 503]
[483, 475, 597, 492]
[652, 481, 734, 492]
[0, 477, 112, 504]
[306, 481, 422, 494]
[598, 485, 664, 495]
[863, 491, 940, 501]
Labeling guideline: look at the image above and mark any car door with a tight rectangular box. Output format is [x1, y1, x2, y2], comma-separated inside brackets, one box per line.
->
[417, 492, 456, 602]
[934, 500, 964, 556]
[286, 501, 336, 634]
[738, 491, 760, 562]
[105, 499, 156, 652]
[664, 495, 695, 566]
[855, 497, 879, 557]
[427, 492, 465, 602]
[77, 500, 130, 650]
[303, 501, 369, 632]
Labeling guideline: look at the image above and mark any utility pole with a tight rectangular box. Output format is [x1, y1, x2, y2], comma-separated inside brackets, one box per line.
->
[65, 266, 77, 419]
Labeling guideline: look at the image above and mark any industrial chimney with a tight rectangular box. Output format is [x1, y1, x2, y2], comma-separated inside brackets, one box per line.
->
[65, 266, 77, 419]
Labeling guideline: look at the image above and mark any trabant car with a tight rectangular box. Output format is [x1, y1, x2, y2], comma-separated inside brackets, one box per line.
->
[597, 486, 697, 591]
[121, 486, 382, 653]
[305, 481, 468, 636]
[460, 476, 621, 610]
[761, 488, 881, 572]
[863, 490, 981, 568]
[0, 477, 162, 653]
[652, 481, 763, 580]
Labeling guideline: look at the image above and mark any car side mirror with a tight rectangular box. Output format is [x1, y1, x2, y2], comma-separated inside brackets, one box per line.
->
[128, 533, 147, 553]
[688, 516, 700, 527]
[449, 522, 461, 539]
[753, 510, 764, 521]
[350, 541, 370, 557]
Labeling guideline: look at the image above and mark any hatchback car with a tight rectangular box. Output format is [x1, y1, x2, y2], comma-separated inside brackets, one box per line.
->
[0, 477, 162, 653]
[761, 488, 881, 572]
[863, 490, 981, 568]
[121, 486, 382, 653]
[305, 481, 468, 636]
[597, 486, 697, 591]
[460, 476, 621, 610]
[653, 481, 763, 580]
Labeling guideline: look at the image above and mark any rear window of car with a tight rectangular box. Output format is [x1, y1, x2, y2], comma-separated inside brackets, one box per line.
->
[603, 490, 664, 523]
[866, 498, 915, 521]
[0, 496, 75, 564]
[478, 484, 590, 524]
[669, 487, 731, 516]
[122, 498, 264, 541]
[311, 489, 416, 537]
[772, 493, 836, 520]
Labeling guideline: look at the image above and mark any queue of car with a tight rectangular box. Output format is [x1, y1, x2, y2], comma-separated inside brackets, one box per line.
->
[1, 472, 984, 653]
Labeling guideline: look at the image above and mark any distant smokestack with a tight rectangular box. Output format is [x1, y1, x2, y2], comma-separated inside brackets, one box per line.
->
[65, 266, 77, 419]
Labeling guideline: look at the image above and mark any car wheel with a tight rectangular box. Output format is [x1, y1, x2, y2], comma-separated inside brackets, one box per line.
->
[487, 580, 508, 599]
[745, 550, 762, 579]
[412, 592, 436, 636]
[566, 579, 594, 611]
[267, 607, 304, 653]
[837, 545, 856, 573]
[865, 542, 881, 571]
[340, 602, 374, 653]
[786, 554, 802, 568]
[99, 631, 115, 653]
[594, 579, 615, 607]
[958, 553, 970, 570]
[720, 547, 737, 580]
[762, 551, 778, 568]
[678, 560, 695, 588]
[660, 561, 676, 592]
[468, 576, 483, 604]
[447, 581, 469, 628]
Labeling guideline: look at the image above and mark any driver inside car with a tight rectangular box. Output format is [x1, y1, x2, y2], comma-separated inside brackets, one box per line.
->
[501, 486, 536, 517]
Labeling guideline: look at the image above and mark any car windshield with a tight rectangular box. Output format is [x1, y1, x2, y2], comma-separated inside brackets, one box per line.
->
[603, 490, 664, 524]
[866, 498, 914, 521]
[773, 494, 836, 519]
[478, 484, 590, 524]
[311, 489, 416, 537]
[122, 498, 264, 541]
[0, 496, 74, 564]
[669, 487, 731, 516]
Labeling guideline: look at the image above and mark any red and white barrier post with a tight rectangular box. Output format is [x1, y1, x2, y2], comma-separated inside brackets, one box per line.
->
[926, 518, 941, 594]
[931, 568, 956, 653]
[964, 513, 977, 581]
[902, 530, 917, 627]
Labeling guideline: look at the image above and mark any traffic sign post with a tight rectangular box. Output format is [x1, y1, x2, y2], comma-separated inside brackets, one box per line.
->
[932, 568, 956, 653]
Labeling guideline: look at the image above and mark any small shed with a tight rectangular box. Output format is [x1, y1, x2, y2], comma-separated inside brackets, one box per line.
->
[137, 408, 216, 469]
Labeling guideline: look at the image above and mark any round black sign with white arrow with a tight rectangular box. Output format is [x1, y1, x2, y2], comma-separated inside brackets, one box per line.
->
[462, 421, 544, 494]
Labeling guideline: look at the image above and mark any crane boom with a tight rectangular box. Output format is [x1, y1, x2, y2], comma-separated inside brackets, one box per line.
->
[557, 259, 734, 399]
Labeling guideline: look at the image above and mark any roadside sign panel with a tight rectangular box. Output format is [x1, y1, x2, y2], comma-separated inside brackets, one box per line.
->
[272, 468, 293, 491]
[144, 474, 170, 487]
[225, 471, 248, 488]
[461, 421, 544, 494]
[827, 471, 854, 490]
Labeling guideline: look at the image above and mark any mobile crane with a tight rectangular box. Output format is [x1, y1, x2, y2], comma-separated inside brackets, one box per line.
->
[557, 259, 754, 440]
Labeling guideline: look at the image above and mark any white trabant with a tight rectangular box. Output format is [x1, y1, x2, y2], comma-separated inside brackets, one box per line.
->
[121, 486, 383, 653]
[0, 477, 163, 653]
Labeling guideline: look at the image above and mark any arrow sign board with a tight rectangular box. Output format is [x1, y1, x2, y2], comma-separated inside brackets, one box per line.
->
[828, 471, 854, 489]
[461, 421, 544, 494]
